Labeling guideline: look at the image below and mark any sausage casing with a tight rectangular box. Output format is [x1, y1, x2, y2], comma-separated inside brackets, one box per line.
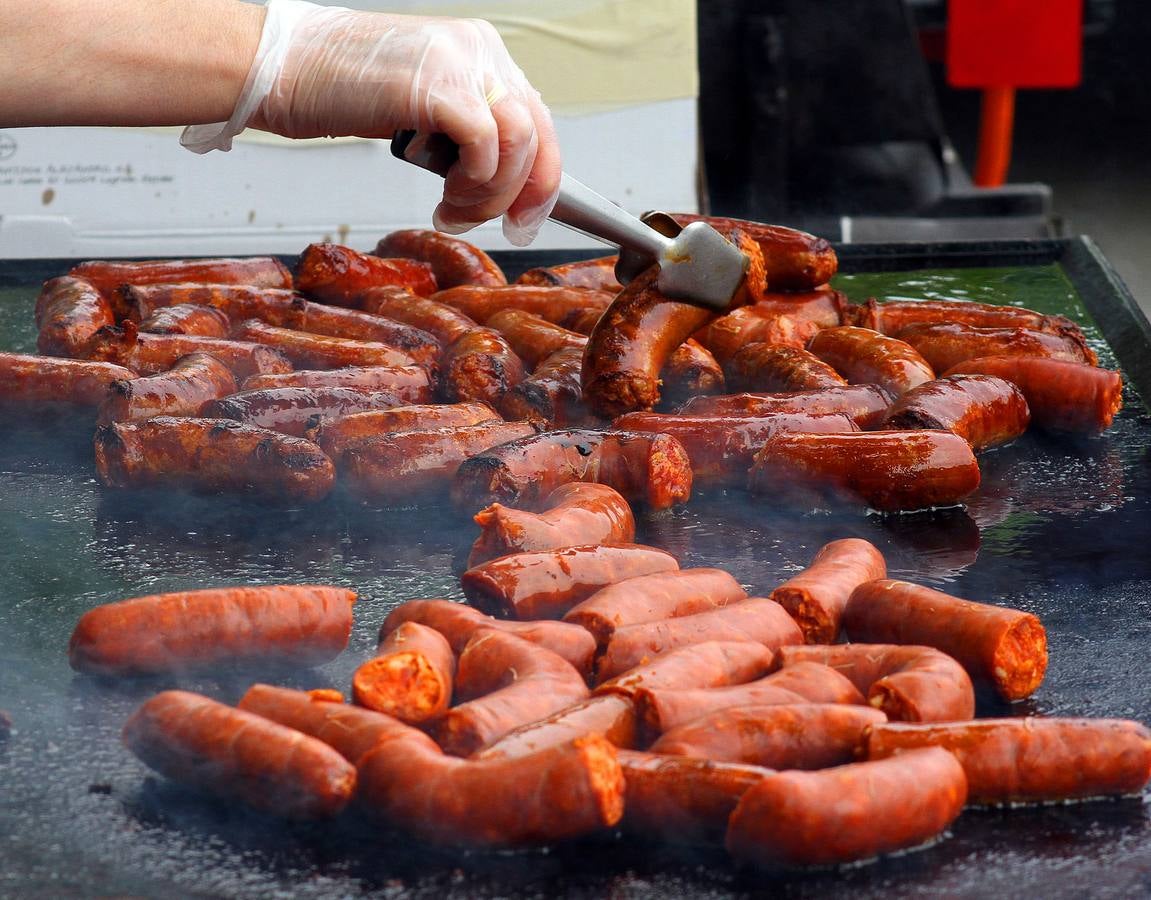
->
[202, 386, 403, 437]
[239, 364, 431, 400]
[311, 400, 499, 462]
[516, 255, 623, 292]
[438, 327, 526, 406]
[295, 243, 437, 304]
[232, 319, 417, 370]
[433, 284, 615, 325]
[724, 343, 848, 393]
[97, 352, 237, 424]
[0, 353, 136, 411]
[138, 303, 231, 337]
[807, 325, 935, 396]
[882, 374, 1031, 450]
[678, 383, 894, 429]
[35, 276, 116, 357]
[896, 322, 1098, 372]
[374, 229, 506, 288]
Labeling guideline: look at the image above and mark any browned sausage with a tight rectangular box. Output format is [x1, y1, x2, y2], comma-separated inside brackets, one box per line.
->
[295, 243, 437, 304]
[438, 327, 526, 406]
[474, 695, 637, 760]
[70, 584, 355, 675]
[278, 301, 440, 369]
[865, 718, 1151, 805]
[309, 400, 498, 462]
[516, 255, 623, 292]
[138, 303, 231, 337]
[122, 691, 356, 819]
[595, 597, 803, 683]
[467, 482, 635, 567]
[807, 326, 936, 396]
[97, 352, 237, 424]
[379, 598, 597, 678]
[0, 353, 136, 411]
[239, 364, 432, 400]
[563, 568, 749, 648]
[943, 356, 1124, 433]
[612, 411, 859, 484]
[374, 229, 506, 287]
[85, 322, 293, 379]
[776, 644, 975, 722]
[846, 298, 1084, 337]
[352, 622, 455, 723]
[461, 544, 680, 620]
[433, 284, 615, 325]
[844, 579, 1048, 701]
[693, 305, 825, 362]
[450, 428, 693, 512]
[94, 416, 335, 502]
[202, 387, 403, 437]
[595, 641, 773, 700]
[678, 383, 894, 429]
[486, 308, 586, 369]
[651, 703, 887, 769]
[725, 747, 967, 867]
[660, 339, 726, 404]
[560, 305, 608, 335]
[896, 322, 1098, 372]
[231, 319, 417, 370]
[497, 345, 593, 427]
[748, 430, 981, 513]
[431, 629, 589, 756]
[356, 287, 479, 347]
[340, 420, 537, 504]
[768, 538, 887, 644]
[121, 283, 300, 323]
[724, 343, 848, 393]
[35, 276, 116, 357]
[881, 374, 1030, 450]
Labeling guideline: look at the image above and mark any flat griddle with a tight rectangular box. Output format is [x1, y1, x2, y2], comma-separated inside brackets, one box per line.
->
[1, 238, 1150, 899]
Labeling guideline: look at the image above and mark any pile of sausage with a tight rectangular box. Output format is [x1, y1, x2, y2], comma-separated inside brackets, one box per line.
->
[68, 482, 1151, 869]
[0, 218, 1126, 514]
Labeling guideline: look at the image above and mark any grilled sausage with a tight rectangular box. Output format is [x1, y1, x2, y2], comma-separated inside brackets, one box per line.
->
[678, 383, 894, 429]
[97, 352, 237, 424]
[881, 374, 1031, 450]
[661, 339, 726, 404]
[943, 356, 1124, 433]
[277, 300, 440, 368]
[122, 691, 356, 819]
[231, 319, 417, 370]
[70, 584, 355, 675]
[122, 283, 301, 323]
[138, 303, 231, 337]
[94, 416, 335, 502]
[438, 327, 526, 406]
[847, 298, 1083, 337]
[375, 228, 506, 288]
[768, 538, 887, 644]
[352, 622, 455, 724]
[844, 579, 1048, 701]
[498, 345, 592, 427]
[807, 326, 935, 396]
[486, 308, 586, 370]
[474, 695, 637, 760]
[202, 386, 403, 437]
[896, 322, 1098, 372]
[595, 641, 773, 700]
[693, 305, 825, 362]
[86, 322, 293, 379]
[357, 287, 479, 347]
[35, 276, 116, 357]
[295, 242, 437, 304]
[516, 255, 623, 292]
[460, 544, 680, 620]
[748, 430, 981, 513]
[724, 343, 848, 393]
[239, 364, 431, 399]
[433, 284, 615, 325]
[0, 353, 136, 411]
[309, 400, 498, 461]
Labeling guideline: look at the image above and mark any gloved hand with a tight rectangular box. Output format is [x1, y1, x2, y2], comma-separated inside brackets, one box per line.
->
[182, 0, 560, 246]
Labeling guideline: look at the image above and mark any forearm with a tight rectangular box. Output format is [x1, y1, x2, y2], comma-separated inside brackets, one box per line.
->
[0, 0, 264, 127]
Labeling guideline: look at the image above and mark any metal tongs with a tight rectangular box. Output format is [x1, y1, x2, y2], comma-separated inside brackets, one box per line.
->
[391, 131, 750, 310]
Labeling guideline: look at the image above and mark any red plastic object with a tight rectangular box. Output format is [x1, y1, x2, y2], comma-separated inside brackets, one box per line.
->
[947, 0, 1083, 88]
[973, 86, 1016, 187]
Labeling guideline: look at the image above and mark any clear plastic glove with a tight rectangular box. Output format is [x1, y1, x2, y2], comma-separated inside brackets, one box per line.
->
[182, 0, 560, 246]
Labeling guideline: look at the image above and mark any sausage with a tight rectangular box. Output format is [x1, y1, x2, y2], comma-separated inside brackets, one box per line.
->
[895, 322, 1098, 372]
[94, 416, 335, 502]
[69, 584, 355, 675]
[380, 598, 597, 678]
[498, 345, 593, 427]
[748, 430, 981, 513]
[563, 568, 750, 648]
[725, 747, 967, 867]
[864, 718, 1151, 805]
[357, 287, 479, 347]
[467, 482, 635, 567]
[277, 300, 440, 369]
[651, 703, 887, 769]
[438, 327, 526, 406]
[846, 298, 1083, 336]
[943, 356, 1124, 433]
[71, 256, 292, 317]
[231, 319, 417, 370]
[724, 343, 848, 393]
[121, 283, 301, 323]
[595, 597, 803, 683]
[670, 214, 837, 291]
[581, 232, 766, 417]
[775, 644, 975, 723]
[844, 579, 1048, 701]
[473, 695, 637, 760]
[0, 353, 136, 411]
[560, 305, 609, 335]
[678, 383, 894, 429]
[35, 276, 116, 357]
[807, 326, 935, 396]
[516, 255, 623, 292]
[309, 400, 499, 462]
[594, 641, 773, 700]
[374, 228, 506, 288]
[768, 538, 887, 644]
[340, 421, 537, 504]
[433, 284, 615, 325]
[97, 352, 237, 424]
[611, 411, 859, 484]
[881, 374, 1031, 450]
[486, 308, 587, 370]
[357, 731, 624, 847]
[138, 303, 231, 337]
[201, 386, 403, 437]
[239, 364, 432, 400]
[85, 322, 293, 379]
[693, 305, 825, 362]
[352, 622, 455, 724]
[450, 428, 694, 512]
[660, 339, 726, 404]
[617, 750, 772, 845]
[635, 661, 867, 738]
[460, 544, 680, 620]
[431, 629, 589, 756]
[294, 242, 437, 304]
[122, 691, 356, 819]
